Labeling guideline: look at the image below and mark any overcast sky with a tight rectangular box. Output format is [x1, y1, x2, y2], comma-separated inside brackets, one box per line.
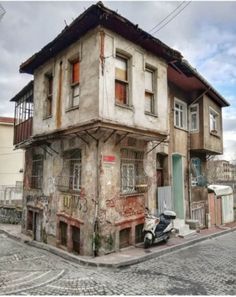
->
[0, 1, 235, 160]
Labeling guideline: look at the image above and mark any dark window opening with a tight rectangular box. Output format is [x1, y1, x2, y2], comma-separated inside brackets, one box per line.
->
[135, 224, 144, 243]
[72, 226, 80, 254]
[119, 228, 131, 249]
[27, 210, 33, 231]
[60, 221, 67, 246]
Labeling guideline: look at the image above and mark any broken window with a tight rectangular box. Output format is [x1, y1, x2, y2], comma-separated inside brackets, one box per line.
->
[58, 149, 81, 192]
[45, 73, 53, 117]
[174, 99, 187, 129]
[120, 149, 147, 194]
[115, 54, 128, 105]
[31, 154, 43, 189]
[70, 60, 80, 107]
[145, 68, 155, 113]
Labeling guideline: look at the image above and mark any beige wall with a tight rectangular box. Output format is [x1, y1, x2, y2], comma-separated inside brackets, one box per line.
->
[0, 122, 24, 186]
[33, 28, 100, 136]
[99, 29, 169, 133]
[32, 27, 169, 138]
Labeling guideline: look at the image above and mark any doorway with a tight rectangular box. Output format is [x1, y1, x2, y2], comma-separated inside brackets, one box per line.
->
[34, 212, 42, 241]
[72, 226, 80, 254]
[172, 154, 185, 219]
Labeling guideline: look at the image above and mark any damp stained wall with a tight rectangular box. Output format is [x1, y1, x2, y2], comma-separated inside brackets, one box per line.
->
[32, 28, 100, 136]
[98, 29, 169, 134]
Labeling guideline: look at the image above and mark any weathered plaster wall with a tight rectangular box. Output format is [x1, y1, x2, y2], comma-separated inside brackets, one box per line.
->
[98, 134, 155, 252]
[33, 28, 100, 136]
[99, 29, 169, 134]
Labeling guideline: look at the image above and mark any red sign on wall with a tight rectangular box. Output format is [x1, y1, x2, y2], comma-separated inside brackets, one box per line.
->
[103, 155, 116, 163]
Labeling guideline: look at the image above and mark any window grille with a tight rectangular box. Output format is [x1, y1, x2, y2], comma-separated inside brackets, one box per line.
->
[57, 149, 81, 192]
[31, 155, 43, 189]
[120, 149, 147, 194]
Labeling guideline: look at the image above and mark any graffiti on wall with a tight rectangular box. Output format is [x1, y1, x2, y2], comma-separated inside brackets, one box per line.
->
[62, 194, 88, 213]
[26, 194, 49, 208]
[106, 193, 145, 217]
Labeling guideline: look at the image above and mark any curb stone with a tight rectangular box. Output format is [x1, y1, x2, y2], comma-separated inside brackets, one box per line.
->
[0, 227, 236, 268]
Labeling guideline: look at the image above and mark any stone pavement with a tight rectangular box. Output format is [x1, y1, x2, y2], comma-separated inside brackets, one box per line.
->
[0, 222, 236, 268]
[0, 230, 236, 295]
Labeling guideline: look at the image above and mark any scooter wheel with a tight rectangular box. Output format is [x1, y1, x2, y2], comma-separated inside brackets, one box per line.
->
[144, 238, 151, 249]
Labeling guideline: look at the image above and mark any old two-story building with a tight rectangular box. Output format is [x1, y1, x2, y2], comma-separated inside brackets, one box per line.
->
[11, 2, 229, 255]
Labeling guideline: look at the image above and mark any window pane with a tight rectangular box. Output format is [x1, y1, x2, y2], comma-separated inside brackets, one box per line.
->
[115, 56, 127, 81]
[145, 92, 152, 113]
[145, 70, 153, 91]
[72, 61, 80, 83]
[191, 113, 197, 130]
[175, 110, 179, 127]
[115, 81, 127, 104]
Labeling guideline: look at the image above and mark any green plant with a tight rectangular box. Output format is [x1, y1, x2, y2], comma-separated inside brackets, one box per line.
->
[92, 232, 101, 256]
[106, 233, 114, 251]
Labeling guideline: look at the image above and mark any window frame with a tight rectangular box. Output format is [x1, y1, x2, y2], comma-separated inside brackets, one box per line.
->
[31, 154, 43, 189]
[209, 107, 219, 134]
[58, 149, 82, 193]
[144, 67, 155, 114]
[189, 103, 199, 132]
[174, 98, 187, 130]
[44, 72, 53, 118]
[70, 60, 80, 108]
[115, 53, 129, 106]
[120, 149, 146, 195]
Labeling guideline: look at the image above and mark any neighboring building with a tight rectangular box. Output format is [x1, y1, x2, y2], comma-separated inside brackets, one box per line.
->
[11, 2, 229, 255]
[0, 117, 24, 205]
[207, 159, 236, 182]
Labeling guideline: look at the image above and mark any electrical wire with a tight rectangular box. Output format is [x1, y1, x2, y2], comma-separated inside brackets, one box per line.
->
[104, 1, 191, 59]
[152, 1, 191, 35]
[148, 1, 186, 34]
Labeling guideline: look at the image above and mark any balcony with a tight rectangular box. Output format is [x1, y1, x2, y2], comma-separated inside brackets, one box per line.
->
[14, 117, 33, 145]
[10, 80, 34, 145]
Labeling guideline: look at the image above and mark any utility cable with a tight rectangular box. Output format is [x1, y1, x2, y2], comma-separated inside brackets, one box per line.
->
[148, 1, 186, 34]
[152, 1, 191, 35]
[104, 1, 191, 59]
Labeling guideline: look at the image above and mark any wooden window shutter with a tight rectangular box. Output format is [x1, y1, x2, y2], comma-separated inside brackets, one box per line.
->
[72, 61, 80, 84]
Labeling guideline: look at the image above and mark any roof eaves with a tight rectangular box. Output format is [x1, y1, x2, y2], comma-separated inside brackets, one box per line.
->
[19, 2, 182, 74]
[181, 59, 230, 107]
[10, 80, 34, 102]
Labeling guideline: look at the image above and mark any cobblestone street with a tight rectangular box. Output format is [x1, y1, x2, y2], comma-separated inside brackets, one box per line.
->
[0, 231, 236, 295]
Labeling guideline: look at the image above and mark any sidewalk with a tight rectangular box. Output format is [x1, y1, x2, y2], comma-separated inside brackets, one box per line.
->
[0, 222, 236, 268]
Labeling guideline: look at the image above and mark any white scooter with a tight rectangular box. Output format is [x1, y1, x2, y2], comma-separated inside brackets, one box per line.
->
[143, 208, 176, 249]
